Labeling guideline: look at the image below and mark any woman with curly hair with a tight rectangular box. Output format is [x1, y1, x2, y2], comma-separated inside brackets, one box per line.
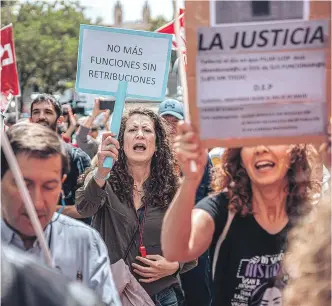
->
[282, 195, 331, 306]
[162, 122, 321, 306]
[75, 108, 184, 305]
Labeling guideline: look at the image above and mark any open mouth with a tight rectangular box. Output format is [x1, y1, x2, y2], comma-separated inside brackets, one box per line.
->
[37, 121, 49, 126]
[255, 160, 275, 170]
[133, 143, 147, 152]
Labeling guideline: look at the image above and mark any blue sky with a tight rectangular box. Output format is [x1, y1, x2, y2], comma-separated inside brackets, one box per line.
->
[78, 0, 184, 24]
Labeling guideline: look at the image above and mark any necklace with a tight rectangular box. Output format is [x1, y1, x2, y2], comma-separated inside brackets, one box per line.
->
[133, 184, 144, 195]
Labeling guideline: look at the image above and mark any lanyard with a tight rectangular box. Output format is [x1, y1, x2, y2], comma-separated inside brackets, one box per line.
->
[48, 222, 53, 250]
[137, 205, 148, 257]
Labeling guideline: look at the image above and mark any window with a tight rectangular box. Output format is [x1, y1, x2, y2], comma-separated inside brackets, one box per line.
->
[251, 1, 270, 16]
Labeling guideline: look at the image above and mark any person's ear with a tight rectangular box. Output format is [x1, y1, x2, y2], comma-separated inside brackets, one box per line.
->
[57, 116, 64, 125]
[61, 174, 67, 183]
[29, 117, 32, 123]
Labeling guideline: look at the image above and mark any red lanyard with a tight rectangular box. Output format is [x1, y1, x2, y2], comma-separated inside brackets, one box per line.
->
[138, 205, 148, 257]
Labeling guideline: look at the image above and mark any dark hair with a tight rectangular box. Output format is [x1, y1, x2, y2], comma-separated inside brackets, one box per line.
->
[249, 277, 284, 306]
[1, 122, 70, 178]
[212, 145, 321, 219]
[91, 125, 99, 132]
[5, 113, 17, 126]
[30, 94, 62, 120]
[110, 108, 178, 208]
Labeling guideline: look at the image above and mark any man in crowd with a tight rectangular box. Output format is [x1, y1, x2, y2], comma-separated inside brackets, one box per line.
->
[1, 122, 120, 306]
[2, 245, 105, 306]
[76, 99, 110, 159]
[159, 98, 213, 306]
[29, 94, 91, 224]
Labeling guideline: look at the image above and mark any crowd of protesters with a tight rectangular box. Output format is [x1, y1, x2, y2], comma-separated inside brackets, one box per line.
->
[1, 93, 331, 306]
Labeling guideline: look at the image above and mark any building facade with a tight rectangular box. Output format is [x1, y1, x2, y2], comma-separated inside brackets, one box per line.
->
[213, 1, 306, 25]
[111, 0, 151, 30]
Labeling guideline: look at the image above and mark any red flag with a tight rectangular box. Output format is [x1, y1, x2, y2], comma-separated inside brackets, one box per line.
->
[155, 9, 186, 52]
[1, 24, 20, 107]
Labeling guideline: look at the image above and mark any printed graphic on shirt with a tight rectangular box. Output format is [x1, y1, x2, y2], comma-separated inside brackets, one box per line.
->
[231, 252, 285, 306]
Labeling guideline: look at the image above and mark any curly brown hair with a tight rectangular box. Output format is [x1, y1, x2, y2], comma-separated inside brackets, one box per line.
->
[108, 108, 178, 208]
[282, 195, 331, 306]
[211, 145, 322, 218]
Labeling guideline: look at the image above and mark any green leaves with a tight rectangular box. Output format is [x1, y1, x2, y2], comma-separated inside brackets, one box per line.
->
[1, 0, 92, 94]
[149, 15, 169, 32]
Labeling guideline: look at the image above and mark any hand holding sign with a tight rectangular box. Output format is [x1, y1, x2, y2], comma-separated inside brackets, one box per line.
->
[95, 132, 120, 186]
[173, 121, 207, 184]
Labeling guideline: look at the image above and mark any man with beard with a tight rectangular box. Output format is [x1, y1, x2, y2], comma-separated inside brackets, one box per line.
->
[30, 94, 91, 224]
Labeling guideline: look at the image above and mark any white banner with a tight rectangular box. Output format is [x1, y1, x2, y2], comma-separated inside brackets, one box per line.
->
[197, 50, 326, 106]
[76, 25, 172, 101]
[197, 19, 328, 53]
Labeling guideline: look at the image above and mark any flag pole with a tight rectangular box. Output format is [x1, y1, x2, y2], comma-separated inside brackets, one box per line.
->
[15, 96, 18, 122]
[174, 1, 197, 172]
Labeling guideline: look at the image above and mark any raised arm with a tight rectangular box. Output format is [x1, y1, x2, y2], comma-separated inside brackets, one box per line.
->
[77, 99, 107, 156]
[63, 106, 77, 139]
[76, 125, 99, 159]
[162, 122, 215, 262]
[75, 132, 119, 217]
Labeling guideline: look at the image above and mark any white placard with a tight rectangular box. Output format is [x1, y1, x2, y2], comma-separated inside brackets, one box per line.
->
[197, 50, 326, 106]
[76, 25, 172, 101]
[200, 102, 326, 139]
[199, 19, 328, 53]
[195, 19, 328, 145]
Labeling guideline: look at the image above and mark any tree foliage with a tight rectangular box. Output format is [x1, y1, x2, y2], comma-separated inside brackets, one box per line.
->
[0, 1, 170, 99]
[149, 15, 169, 32]
[1, 0, 92, 95]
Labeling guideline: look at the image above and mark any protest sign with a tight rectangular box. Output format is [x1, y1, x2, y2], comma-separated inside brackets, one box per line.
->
[76, 25, 172, 168]
[185, 0, 331, 148]
[1, 24, 20, 112]
[76, 25, 172, 101]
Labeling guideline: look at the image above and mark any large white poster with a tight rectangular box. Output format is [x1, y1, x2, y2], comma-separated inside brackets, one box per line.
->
[196, 19, 329, 142]
[197, 50, 326, 106]
[76, 25, 172, 101]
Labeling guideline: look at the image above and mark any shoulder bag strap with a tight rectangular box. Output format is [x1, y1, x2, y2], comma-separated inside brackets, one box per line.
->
[212, 210, 235, 280]
[124, 226, 138, 261]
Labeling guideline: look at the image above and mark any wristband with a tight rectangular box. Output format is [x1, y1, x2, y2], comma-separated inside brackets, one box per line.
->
[93, 169, 110, 181]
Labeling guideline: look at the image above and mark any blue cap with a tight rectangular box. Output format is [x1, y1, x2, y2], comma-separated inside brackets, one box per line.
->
[158, 99, 184, 120]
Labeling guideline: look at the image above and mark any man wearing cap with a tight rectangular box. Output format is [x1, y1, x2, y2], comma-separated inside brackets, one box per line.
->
[159, 99, 213, 306]
[158, 98, 184, 140]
